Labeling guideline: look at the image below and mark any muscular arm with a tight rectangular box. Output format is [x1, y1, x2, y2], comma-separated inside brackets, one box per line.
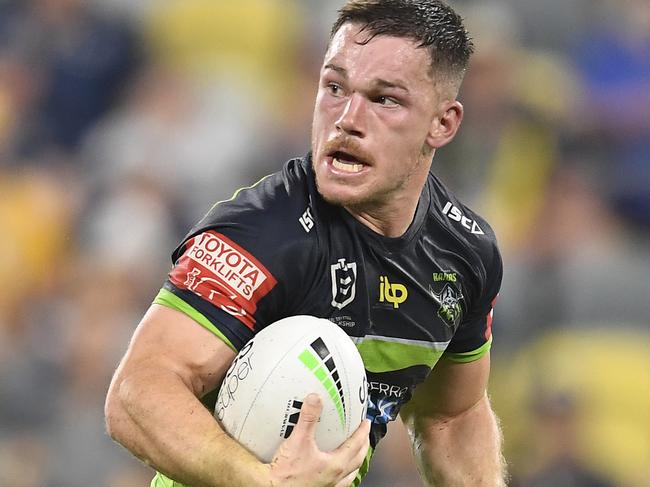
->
[105, 305, 370, 487]
[399, 354, 506, 487]
[104, 304, 268, 487]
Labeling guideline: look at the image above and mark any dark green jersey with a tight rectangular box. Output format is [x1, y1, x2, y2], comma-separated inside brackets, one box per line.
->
[154, 154, 502, 486]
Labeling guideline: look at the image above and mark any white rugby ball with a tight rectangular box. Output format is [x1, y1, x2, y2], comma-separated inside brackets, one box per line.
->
[214, 315, 368, 462]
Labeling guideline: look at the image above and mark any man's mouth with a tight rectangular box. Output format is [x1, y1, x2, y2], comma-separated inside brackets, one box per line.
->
[329, 150, 366, 174]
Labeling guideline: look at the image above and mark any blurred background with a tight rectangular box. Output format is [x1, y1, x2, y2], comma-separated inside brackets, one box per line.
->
[0, 0, 648, 485]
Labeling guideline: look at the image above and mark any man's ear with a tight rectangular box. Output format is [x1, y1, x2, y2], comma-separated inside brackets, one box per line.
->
[426, 100, 464, 149]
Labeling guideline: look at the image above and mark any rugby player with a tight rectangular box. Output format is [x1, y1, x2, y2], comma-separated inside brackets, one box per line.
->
[105, 1, 506, 486]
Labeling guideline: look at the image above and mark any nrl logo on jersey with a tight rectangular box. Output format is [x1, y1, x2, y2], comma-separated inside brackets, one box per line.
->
[330, 258, 357, 309]
[430, 283, 464, 327]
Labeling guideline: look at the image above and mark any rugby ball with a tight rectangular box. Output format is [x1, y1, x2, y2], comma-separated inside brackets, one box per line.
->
[214, 315, 368, 462]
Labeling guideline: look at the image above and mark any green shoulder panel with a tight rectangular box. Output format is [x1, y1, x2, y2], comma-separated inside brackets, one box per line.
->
[153, 288, 237, 353]
[353, 335, 449, 373]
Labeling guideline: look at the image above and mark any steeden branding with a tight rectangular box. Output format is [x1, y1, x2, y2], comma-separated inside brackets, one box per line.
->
[215, 340, 255, 421]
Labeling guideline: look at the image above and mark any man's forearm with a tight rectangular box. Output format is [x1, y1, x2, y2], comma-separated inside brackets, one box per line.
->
[407, 394, 506, 487]
[105, 366, 269, 487]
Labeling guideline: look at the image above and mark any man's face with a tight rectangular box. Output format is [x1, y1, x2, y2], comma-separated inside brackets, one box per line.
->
[312, 23, 443, 209]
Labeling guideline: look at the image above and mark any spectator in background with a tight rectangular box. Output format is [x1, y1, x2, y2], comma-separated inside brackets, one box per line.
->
[436, 2, 579, 253]
[569, 0, 650, 229]
[79, 62, 271, 234]
[0, 0, 139, 160]
[0, 1, 648, 486]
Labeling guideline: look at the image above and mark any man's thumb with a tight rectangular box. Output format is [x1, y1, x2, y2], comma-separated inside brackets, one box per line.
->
[295, 393, 322, 438]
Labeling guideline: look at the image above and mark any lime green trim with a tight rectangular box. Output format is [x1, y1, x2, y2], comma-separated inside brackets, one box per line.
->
[298, 349, 345, 427]
[314, 366, 327, 381]
[355, 339, 445, 373]
[153, 288, 236, 353]
[443, 336, 493, 363]
[151, 472, 185, 487]
[351, 445, 375, 486]
[298, 349, 319, 370]
[209, 173, 273, 211]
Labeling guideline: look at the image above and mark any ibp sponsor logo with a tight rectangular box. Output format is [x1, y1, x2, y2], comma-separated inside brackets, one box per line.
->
[187, 232, 268, 300]
[379, 276, 408, 309]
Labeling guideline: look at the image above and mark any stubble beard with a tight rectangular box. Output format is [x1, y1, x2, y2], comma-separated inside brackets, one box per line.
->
[312, 157, 419, 215]
[310, 123, 434, 212]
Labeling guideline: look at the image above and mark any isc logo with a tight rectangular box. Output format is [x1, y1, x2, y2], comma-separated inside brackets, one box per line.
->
[379, 276, 408, 309]
[299, 207, 314, 233]
[442, 202, 484, 235]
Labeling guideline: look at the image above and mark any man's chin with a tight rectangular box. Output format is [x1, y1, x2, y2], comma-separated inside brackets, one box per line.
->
[316, 181, 358, 206]
[314, 168, 380, 208]
[320, 191, 360, 208]
[316, 184, 381, 210]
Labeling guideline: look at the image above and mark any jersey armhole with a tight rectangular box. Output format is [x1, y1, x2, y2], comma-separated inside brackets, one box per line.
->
[153, 288, 237, 353]
[442, 336, 492, 363]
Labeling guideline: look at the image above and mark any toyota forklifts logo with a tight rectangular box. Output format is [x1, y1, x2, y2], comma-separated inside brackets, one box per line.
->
[330, 258, 357, 309]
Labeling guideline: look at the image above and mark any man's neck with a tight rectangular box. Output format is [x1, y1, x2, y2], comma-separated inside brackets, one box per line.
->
[344, 190, 423, 238]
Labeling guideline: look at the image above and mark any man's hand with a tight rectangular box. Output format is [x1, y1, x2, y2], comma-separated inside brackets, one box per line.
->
[268, 393, 371, 487]
[106, 305, 370, 487]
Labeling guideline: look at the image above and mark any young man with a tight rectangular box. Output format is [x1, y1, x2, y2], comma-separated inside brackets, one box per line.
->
[105, 1, 506, 486]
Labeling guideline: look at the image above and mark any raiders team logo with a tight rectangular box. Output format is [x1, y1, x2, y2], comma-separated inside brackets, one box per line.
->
[430, 283, 464, 327]
[330, 258, 357, 309]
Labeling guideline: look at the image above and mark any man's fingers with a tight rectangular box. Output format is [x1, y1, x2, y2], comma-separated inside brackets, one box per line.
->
[339, 419, 371, 451]
[333, 419, 371, 469]
[292, 393, 322, 439]
[334, 469, 359, 487]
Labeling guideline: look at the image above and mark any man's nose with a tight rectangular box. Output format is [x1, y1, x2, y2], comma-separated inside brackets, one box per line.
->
[335, 93, 366, 137]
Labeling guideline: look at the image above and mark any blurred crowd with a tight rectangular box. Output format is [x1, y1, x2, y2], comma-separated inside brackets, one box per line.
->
[0, 1, 648, 486]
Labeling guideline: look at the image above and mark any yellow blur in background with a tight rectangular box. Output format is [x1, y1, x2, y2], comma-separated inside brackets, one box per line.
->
[0, 1, 648, 486]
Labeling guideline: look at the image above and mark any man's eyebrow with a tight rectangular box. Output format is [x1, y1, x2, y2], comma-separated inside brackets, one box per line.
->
[373, 78, 409, 93]
[323, 63, 347, 77]
[323, 64, 410, 93]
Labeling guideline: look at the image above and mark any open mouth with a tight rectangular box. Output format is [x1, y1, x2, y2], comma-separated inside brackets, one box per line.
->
[329, 150, 367, 174]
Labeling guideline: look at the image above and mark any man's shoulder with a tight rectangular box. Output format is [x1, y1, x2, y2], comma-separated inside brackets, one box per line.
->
[425, 172, 501, 262]
[194, 156, 313, 231]
[170, 155, 320, 265]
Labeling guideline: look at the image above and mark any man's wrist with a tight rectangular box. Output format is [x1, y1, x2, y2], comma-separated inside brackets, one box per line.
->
[251, 462, 274, 487]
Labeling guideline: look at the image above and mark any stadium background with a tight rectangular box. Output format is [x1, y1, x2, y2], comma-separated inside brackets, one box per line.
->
[0, 0, 648, 485]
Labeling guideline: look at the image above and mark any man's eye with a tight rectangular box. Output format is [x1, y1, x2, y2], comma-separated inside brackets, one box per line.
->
[327, 83, 343, 96]
[376, 96, 398, 106]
